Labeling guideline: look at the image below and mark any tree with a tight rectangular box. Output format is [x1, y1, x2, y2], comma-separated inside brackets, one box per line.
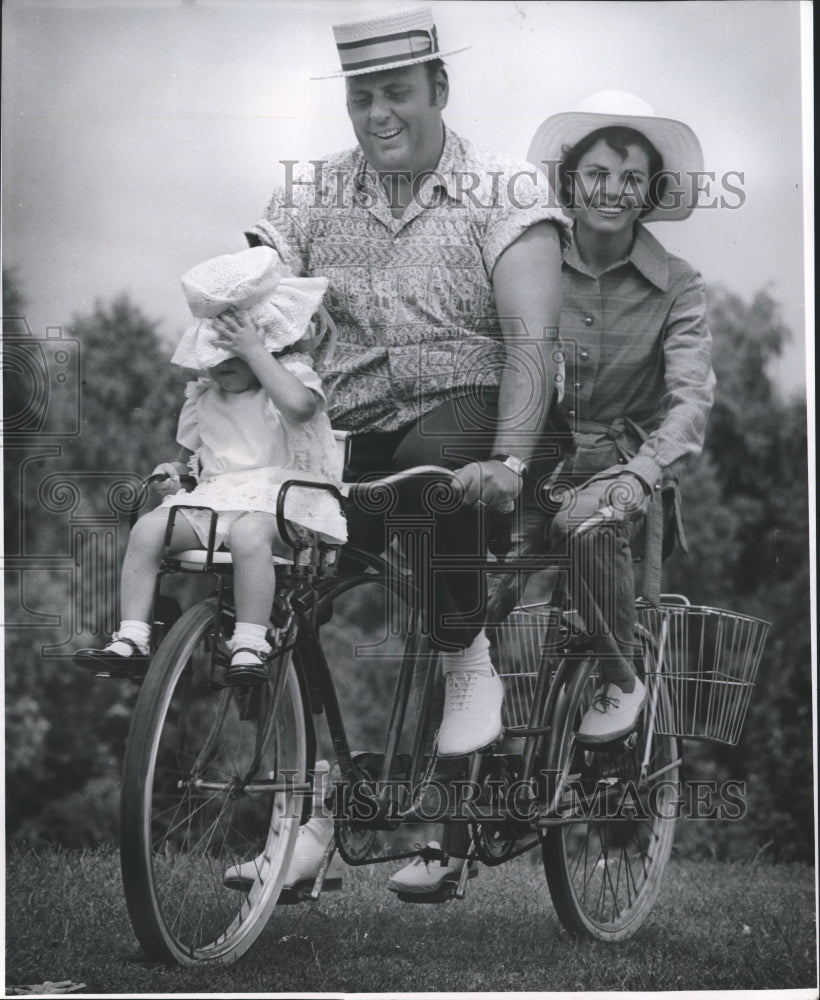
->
[665, 285, 813, 860]
[62, 294, 186, 477]
[4, 286, 187, 843]
[3, 268, 34, 554]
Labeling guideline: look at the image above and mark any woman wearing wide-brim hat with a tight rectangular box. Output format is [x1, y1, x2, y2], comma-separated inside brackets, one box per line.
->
[521, 91, 716, 744]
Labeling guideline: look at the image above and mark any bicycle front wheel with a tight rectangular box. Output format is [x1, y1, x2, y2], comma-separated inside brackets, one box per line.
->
[541, 655, 680, 941]
[120, 596, 308, 966]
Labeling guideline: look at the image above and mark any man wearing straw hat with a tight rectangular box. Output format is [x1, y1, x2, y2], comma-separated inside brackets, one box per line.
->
[242, 4, 571, 896]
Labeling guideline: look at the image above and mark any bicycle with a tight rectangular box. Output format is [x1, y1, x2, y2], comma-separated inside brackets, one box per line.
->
[114, 465, 770, 965]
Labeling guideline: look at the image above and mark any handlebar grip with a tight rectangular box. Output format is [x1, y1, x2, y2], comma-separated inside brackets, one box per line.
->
[128, 472, 197, 527]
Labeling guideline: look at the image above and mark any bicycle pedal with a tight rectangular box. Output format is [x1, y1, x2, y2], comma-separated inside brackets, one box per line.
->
[223, 668, 269, 687]
[89, 665, 147, 684]
[276, 876, 343, 905]
[391, 866, 477, 905]
[574, 730, 639, 751]
[394, 887, 453, 904]
[73, 653, 148, 683]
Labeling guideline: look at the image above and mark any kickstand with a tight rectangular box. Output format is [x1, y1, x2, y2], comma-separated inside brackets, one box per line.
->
[454, 836, 477, 900]
[309, 836, 339, 901]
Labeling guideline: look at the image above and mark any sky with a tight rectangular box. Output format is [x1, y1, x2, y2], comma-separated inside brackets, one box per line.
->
[1, 0, 812, 396]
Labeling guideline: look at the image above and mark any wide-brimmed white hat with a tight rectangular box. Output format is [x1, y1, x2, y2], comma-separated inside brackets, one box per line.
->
[171, 247, 328, 372]
[312, 5, 469, 80]
[527, 91, 704, 222]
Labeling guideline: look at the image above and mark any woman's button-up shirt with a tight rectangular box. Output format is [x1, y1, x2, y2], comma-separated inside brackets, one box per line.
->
[556, 222, 716, 491]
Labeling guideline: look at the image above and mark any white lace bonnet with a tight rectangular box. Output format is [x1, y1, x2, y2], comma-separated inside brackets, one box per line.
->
[171, 246, 329, 371]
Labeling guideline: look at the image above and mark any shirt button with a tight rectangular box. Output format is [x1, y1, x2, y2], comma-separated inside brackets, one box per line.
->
[584, 316, 594, 326]
[574, 382, 581, 389]
[568, 409, 576, 417]
[579, 350, 589, 361]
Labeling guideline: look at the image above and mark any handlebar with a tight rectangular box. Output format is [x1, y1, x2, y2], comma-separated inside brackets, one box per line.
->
[346, 465, 514, 515]
[131, 466, 515, 555]
[346, 465, 464, 501]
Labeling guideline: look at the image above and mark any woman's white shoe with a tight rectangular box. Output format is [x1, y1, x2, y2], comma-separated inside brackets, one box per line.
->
[577, 678, 647, 744]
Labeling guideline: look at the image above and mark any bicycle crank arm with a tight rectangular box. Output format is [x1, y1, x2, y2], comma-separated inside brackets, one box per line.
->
[309, 837, 340, 901]
[178, 778, 313, 795]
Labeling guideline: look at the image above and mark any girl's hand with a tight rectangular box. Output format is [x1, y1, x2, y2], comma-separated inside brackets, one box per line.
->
[211, 309, 267, 364]
[149, 462, 187, 496]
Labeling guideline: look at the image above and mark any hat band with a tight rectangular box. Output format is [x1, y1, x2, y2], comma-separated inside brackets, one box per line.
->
[337, 26, 438, 73]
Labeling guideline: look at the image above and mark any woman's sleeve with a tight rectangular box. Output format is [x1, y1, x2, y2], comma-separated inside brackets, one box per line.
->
[625, 267, 716, 490]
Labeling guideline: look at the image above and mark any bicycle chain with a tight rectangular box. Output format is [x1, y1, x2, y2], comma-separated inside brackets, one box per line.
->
[335, 733, 444, 868]
[334, 828, 421, 867]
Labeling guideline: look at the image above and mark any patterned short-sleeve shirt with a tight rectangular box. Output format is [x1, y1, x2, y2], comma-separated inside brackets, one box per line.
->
[246, 126, 570, 432]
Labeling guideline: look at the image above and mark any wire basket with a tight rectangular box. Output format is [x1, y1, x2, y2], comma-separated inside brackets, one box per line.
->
[636, 602, 771, 745]
[491, 603, 563, 729]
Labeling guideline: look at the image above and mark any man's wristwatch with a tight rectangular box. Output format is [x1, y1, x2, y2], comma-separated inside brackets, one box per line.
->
[491, 454, 528, 477]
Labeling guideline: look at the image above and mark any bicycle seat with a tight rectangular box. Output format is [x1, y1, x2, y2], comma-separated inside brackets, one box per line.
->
[168, 550, 295, 571]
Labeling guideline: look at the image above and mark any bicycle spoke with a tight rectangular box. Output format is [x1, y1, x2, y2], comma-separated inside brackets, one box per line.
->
[542, 654, 679, 939]
[121, 595, 308, 965]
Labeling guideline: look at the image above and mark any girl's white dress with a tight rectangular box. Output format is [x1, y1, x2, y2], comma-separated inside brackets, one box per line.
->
[160, 355, 347, 545]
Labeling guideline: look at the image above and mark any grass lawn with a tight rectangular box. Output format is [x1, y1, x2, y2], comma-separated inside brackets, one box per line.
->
[4, 846, 817, 995]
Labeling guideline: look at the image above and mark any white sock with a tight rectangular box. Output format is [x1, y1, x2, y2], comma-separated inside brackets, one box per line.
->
[109, 620, 150, 656]
[231, 622, 271, 657]
[440, 629, 494, 677]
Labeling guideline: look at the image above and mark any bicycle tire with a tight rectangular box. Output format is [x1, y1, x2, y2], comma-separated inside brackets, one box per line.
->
[120, 596, 308, 966]
[541, 653, 680, 941]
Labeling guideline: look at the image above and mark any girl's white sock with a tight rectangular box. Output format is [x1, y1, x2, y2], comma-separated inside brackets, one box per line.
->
[439, 629, 494, 676]
[109, 619, 151, 656]
[231, 622, 271, 657]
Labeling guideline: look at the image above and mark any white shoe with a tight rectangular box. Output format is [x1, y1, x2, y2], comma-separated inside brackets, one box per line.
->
[577, 678, 647, 744]
[437, 669, 504, 756]
[223, 853, 270, 892]
[387, 841, 476, 897]
[223, 819, 343, 893]
[283, 818, 343, 888]
[224, 759, 342, 894]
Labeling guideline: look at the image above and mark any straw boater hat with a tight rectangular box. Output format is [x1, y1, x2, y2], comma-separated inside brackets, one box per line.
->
[312, 5, 469, 79]
[171, 247, 328, 372]
[527, 91, 704, 222]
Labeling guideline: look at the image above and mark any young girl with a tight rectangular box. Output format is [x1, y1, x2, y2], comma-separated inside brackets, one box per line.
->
[74, 246, 347, 683]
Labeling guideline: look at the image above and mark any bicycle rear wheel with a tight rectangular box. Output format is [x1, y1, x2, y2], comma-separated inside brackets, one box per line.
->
[541, 654, 680, 941]
[120, 596, 308, 966]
